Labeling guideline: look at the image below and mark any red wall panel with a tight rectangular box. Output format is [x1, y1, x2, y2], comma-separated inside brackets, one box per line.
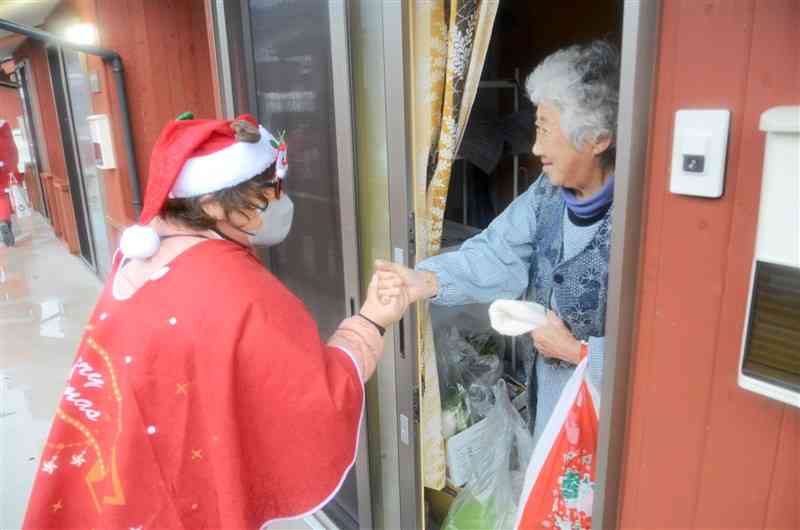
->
[14, 40, 69, 184]
[12, 0, 215, 249]
[13, 40, 76, 247]
[63, 0, 215, 229]
[0, 87, 23, 125]
[619, 1, 800, 528]
[95, 0, 216, 201]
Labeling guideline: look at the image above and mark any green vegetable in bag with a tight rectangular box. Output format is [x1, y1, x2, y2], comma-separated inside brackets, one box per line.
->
[443, 492, 498, 530]
[442, 385, 470, 438]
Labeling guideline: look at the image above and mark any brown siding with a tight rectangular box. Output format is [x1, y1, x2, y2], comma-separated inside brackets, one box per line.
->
[77, 0, 215, 232]
[14, 40, 68, 184]
[12, 0, 215, 251]
[0, 86, 23, 124]
[14, 39, 77, 251]
[95, 0, 216, 199]
[619, 1, 800, 528]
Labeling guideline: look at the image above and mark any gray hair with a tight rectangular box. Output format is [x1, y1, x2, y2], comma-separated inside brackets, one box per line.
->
[526, 40, 620, 169]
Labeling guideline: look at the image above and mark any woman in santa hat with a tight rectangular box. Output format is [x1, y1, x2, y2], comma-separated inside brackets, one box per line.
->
[23, 113, 408, 529]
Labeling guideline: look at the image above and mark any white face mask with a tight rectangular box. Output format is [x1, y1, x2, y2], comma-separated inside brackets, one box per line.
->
[248, 194, 294, 247]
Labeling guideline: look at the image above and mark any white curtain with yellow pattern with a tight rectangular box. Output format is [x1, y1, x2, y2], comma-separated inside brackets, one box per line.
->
[411, 0, 499, 490]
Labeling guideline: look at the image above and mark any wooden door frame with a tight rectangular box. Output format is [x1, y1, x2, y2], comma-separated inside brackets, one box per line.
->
[594, 1, 661, 528]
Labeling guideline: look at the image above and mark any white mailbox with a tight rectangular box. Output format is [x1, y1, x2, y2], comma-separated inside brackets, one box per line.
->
[738, 105, 800, 408]
[87, 114, 116, 170]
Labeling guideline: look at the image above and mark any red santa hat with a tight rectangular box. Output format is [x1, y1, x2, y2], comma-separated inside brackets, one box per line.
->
[120, 113, 288, 259]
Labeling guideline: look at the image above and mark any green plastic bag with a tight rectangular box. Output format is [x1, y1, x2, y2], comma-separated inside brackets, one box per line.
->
[443, 492, 498, 530]
[442, 381, 532, 530]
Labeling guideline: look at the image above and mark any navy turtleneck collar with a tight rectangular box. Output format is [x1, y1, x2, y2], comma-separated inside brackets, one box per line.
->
[561, 174, 614, 221]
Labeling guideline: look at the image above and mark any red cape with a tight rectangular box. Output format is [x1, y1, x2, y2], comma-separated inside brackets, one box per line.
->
[23, 240, 365, 529]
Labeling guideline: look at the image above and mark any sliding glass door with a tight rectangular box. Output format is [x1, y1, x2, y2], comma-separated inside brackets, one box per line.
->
[47, 47, 111, 278]
[214, 1, 368, 527]
[16, 61, 49, 218]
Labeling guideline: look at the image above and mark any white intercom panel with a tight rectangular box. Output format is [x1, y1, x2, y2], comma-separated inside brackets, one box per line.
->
[87, 114, 116, 170]
[669, 109, 730, 198]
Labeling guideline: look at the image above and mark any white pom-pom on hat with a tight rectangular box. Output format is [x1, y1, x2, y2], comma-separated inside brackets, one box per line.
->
[120, 225, 161, 259]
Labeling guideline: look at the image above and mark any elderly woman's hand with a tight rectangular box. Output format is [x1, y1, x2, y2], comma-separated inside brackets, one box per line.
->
[360, 270, 410, 329]
[374, 260, 438, 303]
[530, 311, 582, 364]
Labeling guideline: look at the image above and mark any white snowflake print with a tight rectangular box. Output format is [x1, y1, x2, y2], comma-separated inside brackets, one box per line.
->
[428, 20, 448, 82]
[576, 479, 594, 514]
[435, 115, 458, 163]
[430, 24, 448, 56]
[70, 450, 87, 467]
[130, 526, 143, 530]
[430, 205, 445, 219]
[42, 455, 58, 474]
[446, 15, 476, 82]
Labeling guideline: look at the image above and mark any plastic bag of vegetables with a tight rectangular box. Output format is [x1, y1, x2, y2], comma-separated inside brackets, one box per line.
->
[435, 326, 505, 437]
[443, 380, 533, 530]
[435, 327, 505, 389]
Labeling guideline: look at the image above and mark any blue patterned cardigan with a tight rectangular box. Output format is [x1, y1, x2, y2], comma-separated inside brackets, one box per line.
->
[418, 175, 610, 444]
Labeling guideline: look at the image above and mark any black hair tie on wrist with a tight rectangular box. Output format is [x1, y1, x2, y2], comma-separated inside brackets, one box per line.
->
[358, 313, 386, 336]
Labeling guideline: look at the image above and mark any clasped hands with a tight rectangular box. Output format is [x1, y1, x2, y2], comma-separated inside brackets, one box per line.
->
[358, 259, 433, 331]
[367, 260, 581, 363]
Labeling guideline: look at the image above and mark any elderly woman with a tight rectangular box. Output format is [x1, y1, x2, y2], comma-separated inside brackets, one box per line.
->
[378, 40, 619, 444]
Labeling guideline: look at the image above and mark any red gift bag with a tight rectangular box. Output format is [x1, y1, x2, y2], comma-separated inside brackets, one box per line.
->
[515, 357, 599, 530]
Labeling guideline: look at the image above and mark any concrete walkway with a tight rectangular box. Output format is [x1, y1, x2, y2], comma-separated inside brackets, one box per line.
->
[0, 213, 102, 528]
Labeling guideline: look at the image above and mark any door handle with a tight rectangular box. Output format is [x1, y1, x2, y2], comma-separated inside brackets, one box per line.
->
[398, 317, 405, 359]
